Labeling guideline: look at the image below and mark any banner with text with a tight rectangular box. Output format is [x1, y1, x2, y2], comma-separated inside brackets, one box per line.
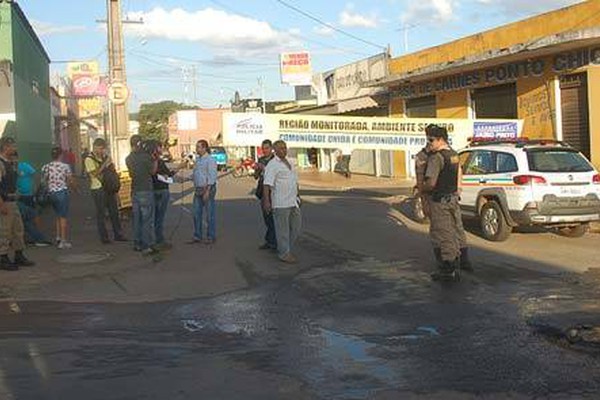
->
[223, 114, 523, 151]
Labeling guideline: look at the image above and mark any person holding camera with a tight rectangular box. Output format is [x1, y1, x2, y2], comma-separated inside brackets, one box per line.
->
[126, 135, 158, 255]
[85, 138, 127, 244]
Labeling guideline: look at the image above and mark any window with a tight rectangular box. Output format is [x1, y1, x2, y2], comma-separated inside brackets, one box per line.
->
[405, 96, 436, 117]
[527, 150, 593, 173]
[495, 152, 518, 173]
[472, 83, 517, 119]
[464, 151, 495, 175]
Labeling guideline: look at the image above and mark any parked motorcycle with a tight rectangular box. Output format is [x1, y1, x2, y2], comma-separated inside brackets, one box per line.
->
[232, 157, 256, 178]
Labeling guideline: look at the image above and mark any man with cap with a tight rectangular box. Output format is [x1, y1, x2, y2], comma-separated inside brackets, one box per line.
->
[422, 125, 471, 280]
[0, 137, 35, 270]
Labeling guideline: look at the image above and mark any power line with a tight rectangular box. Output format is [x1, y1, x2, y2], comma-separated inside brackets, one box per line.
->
[207, 0, 371, 57]
[273, 0, 386, 51]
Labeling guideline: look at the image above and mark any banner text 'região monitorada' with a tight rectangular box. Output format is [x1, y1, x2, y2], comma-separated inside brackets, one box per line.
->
[279, 119, 456, 134]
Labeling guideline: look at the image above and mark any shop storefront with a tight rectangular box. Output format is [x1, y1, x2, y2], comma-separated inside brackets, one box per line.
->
[370, 1, 600, 169]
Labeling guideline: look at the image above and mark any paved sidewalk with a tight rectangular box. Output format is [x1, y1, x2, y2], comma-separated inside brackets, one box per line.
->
[299, 170, 414, 197]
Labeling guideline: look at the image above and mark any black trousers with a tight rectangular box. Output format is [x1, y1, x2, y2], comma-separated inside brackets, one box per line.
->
[91, 189, 122, 241]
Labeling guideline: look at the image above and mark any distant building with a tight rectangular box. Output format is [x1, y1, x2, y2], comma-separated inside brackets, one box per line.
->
[168, 108, 230, 157]
[372, 0, 600, 173]
[0, 2, 52, 168]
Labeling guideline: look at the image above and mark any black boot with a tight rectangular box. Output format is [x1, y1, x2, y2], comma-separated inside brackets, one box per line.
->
[0, 255, 18, 271]
[460, 248, 473, 272]
[433, 248, 443, 264]
[431, 259, 460, 281]
[14, 251, 35, 267]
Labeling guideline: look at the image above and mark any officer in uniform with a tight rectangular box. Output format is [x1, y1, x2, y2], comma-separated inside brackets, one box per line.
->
[414, 136, 433, 222]
[0, 137, 35, 270]
[422, 125, 471, 280]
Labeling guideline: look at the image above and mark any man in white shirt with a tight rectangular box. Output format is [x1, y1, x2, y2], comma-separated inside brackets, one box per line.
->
[263, 140, 302, 263]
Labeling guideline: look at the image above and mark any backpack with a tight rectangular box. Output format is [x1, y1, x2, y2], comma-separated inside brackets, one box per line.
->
[89, 156, 121, 194]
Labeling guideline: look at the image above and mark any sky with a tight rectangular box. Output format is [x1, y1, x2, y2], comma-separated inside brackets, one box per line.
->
[21, 0, 583, 111]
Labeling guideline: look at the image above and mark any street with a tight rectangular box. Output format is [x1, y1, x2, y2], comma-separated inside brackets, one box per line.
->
[0, 174, 599, 399]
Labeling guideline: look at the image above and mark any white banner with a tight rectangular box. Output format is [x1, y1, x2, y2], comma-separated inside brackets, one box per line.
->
[223, 113, 523, 151]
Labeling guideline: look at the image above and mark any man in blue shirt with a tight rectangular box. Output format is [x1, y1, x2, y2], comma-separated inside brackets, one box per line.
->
[191, 140, 217, 244]
[16, 153, 50, 246]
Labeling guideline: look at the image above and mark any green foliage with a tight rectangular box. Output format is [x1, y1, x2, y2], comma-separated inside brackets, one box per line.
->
[138, 101, 194, 142]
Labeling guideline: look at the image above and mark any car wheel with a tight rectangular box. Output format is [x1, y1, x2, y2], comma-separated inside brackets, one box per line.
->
[556, 223, 589, 238]
[480, 200, 512, 242]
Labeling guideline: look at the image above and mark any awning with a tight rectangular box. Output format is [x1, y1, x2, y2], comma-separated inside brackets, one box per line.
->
[364, 27, 600, 88]
[285, 94, 388, 115]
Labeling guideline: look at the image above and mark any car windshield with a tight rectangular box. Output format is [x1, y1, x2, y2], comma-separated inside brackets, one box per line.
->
[527, 149, 593, 173]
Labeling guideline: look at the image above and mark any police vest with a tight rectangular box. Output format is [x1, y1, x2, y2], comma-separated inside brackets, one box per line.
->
[432, 148, 459, 197]
[0, 157, 18, 201]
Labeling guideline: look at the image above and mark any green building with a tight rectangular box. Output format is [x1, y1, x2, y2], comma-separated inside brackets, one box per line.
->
[0, 1, 51, 168]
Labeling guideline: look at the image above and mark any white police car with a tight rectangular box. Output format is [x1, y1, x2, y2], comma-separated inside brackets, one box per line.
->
[458, 139, 600, 241]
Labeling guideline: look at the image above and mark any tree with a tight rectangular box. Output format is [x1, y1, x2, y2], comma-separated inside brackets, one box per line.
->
[138, 101, 194, 142]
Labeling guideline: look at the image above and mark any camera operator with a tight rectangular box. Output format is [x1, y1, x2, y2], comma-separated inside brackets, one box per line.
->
[125, 135, 159, 256]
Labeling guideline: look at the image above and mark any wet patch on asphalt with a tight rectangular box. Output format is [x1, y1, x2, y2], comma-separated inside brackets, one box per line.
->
[1, 243, 600, 398]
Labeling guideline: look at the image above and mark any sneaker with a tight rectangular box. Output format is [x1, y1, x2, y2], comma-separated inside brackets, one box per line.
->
[155, 242, 173, 250]
[259, 243, 277, 250]
[57, 240, 72, 250]
[278, 253, 297, 264]
[114, 235, 128, 242]
[141, 247, 160, 256]
[186, 238, 202, 244]
[203, 238, 215, 245]
[34, 241, 51, 248]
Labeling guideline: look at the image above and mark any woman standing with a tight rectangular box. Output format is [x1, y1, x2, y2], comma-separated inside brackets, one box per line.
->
[42, 147, 75, 249]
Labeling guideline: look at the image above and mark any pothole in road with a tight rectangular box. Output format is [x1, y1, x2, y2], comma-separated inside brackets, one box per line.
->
[55, 252, 112, 264]
[523, 294, 600, 353]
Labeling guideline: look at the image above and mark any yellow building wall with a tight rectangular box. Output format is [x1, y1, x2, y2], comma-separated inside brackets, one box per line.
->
[389, 1, 600, 75]
[389, 97, 405, 118]
[588, 65, 600, 169]
[516, 57, 557, 140]
[436, 90, 469, 118]
[388, 98, 407, 177]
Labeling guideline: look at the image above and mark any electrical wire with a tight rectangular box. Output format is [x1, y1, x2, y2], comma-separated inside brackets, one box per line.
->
[273, 0, 386, 51]
[207, 0, 372, 57]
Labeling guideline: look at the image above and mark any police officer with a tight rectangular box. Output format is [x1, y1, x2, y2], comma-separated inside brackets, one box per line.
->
[0, 137, 35, 270]
[414, 138, 433, 223]
[422, 125, 471, 280]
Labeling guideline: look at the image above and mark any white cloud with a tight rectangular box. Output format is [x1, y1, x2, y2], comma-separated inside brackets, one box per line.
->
[31, 20, 86, 36]
[125, 7, 297, 53]
[401, 0, 455, 24]
[339, 9, 380, 28]
[314, 25, 335, 36]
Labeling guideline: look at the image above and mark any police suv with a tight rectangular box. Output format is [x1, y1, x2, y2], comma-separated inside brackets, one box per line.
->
[458, 138, 600, 241]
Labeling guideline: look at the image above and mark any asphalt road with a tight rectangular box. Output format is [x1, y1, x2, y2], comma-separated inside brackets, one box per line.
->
[0, 174, 599, 399]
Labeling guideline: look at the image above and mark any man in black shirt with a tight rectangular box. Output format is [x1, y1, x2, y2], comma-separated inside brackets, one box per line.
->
[125, 135, 158, 255]
[254, 139, 276, 250]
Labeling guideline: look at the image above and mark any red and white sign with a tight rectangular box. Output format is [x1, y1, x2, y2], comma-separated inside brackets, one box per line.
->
[280, 51, 312, 86]
[72, 74, 108, 98]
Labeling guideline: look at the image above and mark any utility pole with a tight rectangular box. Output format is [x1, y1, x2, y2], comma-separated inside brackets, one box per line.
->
[105, 0, 142, 169]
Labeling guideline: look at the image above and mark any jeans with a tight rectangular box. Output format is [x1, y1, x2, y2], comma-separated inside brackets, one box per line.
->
[132, 191, 155, 250]
[273, 206, 302, 257]
[192, 185, 216, 241]
[17, 199, 46, 243]
[262, 207, 276, 247]
[91, 189, 123, 241]
[154, 189, 170, 244]
[49, 189, 70, 218]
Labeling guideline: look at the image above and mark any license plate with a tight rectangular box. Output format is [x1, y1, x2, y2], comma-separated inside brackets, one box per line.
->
[559, 187, 584, 196]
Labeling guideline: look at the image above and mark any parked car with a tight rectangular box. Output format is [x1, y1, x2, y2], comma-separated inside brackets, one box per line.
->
[458, 138, 600, 241]
[210, 146, 228, 171]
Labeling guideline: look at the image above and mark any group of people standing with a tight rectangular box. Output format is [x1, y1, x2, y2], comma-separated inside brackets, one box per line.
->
[255, 139, 302, 264]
